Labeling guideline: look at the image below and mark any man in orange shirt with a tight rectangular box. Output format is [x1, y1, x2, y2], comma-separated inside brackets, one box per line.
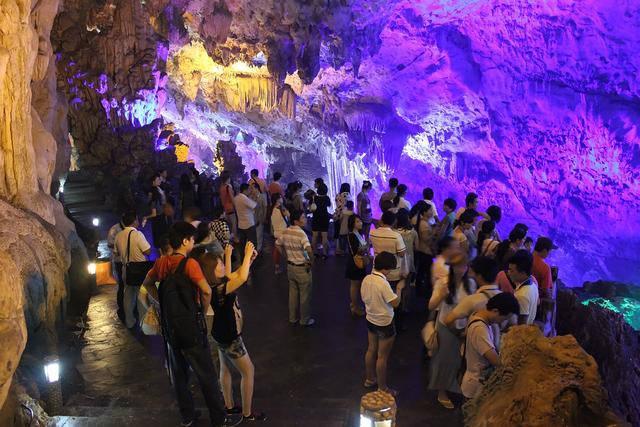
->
[142, 222, 240, 426]
[532, 237, 557, 298]
[268, 171, 285, 198]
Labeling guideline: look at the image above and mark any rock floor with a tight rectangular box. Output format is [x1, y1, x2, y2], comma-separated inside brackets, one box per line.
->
[54, 247, 464, 426]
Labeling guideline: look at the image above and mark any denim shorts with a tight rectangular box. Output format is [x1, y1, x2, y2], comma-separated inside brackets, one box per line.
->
[214, 336, 247, 360]
[366, 320, 396, 339]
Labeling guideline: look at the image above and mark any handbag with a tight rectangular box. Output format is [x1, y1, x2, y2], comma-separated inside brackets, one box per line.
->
[141, 306, 161, 335]
[350, 233, 370, 269]
[123, 230, 153, 286]
[310, 196, 317, 212]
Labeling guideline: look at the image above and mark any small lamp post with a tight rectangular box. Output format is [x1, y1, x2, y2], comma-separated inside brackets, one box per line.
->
[360, 390, 397, 427]
[43, 355, 62, 415]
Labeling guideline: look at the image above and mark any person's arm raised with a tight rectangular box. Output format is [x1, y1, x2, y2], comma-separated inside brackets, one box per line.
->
[226, 242, 256, 294]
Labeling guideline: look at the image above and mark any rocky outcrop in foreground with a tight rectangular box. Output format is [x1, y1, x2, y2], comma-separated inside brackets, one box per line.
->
[557, 290, 640, 426]
[464, 325, 623, 427]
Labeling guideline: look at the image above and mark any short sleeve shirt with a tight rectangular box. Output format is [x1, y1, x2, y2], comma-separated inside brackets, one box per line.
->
[515, 277, 539, 325]
[361, 271, 397, 326]
[532, 254, 552, 291]
[108, 222, 124, 262]
[461, 314, 497, 398]
[276, 226, 312, 264]
[370, 227, 406, 282]
[234, 193, 257, 229]
[147, 255, 206, 284]
[114, 227, 151, 262]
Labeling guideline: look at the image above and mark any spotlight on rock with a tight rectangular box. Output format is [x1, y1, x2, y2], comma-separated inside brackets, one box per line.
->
[87, 262, 97, 275]
[43, 355, 63, 414]
[92, 217, 100, 227]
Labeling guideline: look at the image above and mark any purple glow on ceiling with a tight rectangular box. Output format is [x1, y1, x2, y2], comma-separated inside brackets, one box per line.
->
[163, 0, 640, 286]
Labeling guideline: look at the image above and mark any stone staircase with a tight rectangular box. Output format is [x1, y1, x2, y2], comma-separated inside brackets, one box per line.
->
[61, 172, 118, 259]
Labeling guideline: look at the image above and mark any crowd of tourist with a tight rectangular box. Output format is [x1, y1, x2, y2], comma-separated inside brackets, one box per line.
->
[106, 168, 558, 425]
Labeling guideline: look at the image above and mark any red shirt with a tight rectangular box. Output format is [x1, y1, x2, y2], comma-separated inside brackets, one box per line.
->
[532, 253, 552, 291]
[268, 181, 283, 197]
[219, 184, 235, 214]
[495, 271, 515, 294]
[148, 255, 205, 284]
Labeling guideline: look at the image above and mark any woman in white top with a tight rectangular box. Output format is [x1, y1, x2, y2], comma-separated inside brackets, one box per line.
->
[427, 251, 477, 409]
[393, 209, 418, 287]
[391, 184, 411, 213]
[477, 220, 500, 258]
[270, 194, 289, 274]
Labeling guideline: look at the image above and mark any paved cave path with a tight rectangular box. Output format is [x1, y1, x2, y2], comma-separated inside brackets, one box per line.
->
[56, 245, 464, 426]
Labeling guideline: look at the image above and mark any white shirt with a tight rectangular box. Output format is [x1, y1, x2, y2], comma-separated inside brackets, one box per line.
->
[480, 238, 500, 258]
[234, 193, 257, 230]
[424, 199, 439, 222]
[430, 277, 477, 328]
[449, 284, 502, 347]
[370, 226, 406, 282]
[361, 271, 397, 326]
[461, 314, 497, 398]
[515, 277, 539, 325]
[396, 197, 411, 211]
[107, 222, 124, 262]
[271, 208, 288, 239]
[114, 227, 150, 263]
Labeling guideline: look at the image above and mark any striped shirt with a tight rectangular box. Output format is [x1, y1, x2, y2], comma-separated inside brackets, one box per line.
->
[276, 226, 312, 265]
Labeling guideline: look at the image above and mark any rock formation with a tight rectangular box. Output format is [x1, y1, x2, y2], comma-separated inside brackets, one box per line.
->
[557, 290, 640, 426]
[464, 325, 623, 427]
[0, 0, 90, 410]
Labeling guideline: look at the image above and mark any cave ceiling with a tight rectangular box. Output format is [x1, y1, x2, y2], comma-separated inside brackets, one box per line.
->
[51, 0, 640, 286]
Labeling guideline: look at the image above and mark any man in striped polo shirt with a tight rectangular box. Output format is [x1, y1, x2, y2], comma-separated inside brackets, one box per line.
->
[276, 210, 316, 326]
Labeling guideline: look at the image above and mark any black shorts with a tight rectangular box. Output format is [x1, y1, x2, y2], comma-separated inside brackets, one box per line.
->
[366, 320, 396, 339]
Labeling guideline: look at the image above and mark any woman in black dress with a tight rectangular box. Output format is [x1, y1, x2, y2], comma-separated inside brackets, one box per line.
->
[311, 183, 331, 259]
[346, 214, 370, 316]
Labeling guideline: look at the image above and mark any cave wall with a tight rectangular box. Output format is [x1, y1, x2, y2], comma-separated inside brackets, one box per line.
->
[556, 290, 640, 425]
[0, 0, 89, 409]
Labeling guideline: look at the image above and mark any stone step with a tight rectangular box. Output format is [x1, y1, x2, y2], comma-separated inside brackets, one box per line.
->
[54, 403, 356, 426]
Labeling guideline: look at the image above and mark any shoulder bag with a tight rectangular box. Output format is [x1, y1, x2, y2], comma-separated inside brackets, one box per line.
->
[123, 230, 154, 286]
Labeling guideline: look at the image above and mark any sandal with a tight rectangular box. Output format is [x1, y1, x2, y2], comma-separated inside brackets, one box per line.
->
[363, 380, 378, 388]
[437, 397, 455, 409]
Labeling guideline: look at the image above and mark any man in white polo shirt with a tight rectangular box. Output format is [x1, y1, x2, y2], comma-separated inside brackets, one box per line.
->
[234, 183, 258, 249]
[507, 250, 539, 325]
[114, 212, 151, 328]
[370, 211, 406, 330]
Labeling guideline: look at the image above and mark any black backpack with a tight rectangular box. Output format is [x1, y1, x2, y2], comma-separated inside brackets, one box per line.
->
[158, 257, 207, 349]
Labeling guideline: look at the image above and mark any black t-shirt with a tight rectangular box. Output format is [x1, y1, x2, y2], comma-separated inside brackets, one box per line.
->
[211, 279, 243, 344]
